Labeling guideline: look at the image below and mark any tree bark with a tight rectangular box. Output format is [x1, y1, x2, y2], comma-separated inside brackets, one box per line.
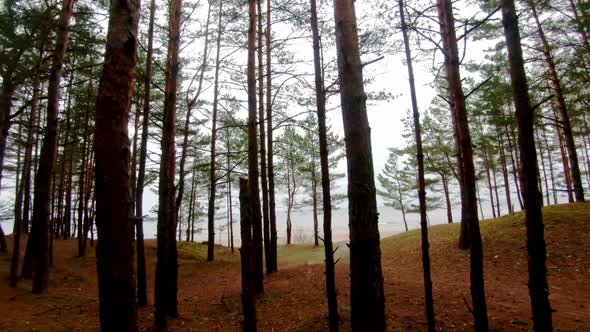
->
[225, 130, 234, 252]
[501, 1, 554, 330]
[398, 186, 409, 231]
[56, 143, 67, 238]
[312, 172, 319, 246]
[22, 98, 45, 274]
[436, 0, 488, 328]
[536, 127, 550, 206]
[239, 177, 257, 332]
[10, 122, 24, 287]
[497, 128, 514, 214]
[187, 161, 196, 242]
[178, 0, 211, 234]
[310, 0, 338, 327]
[333, 0, 385, 329]
[135, 0, 156, 307]
[505, 123, 524, 209]
[482, 144, 497, 218]
[31, 0, 75, 294]
[266, 0, 278, 273]
[257, 0, 271, 273]
[286, 150, 294, 245]
[93, 0, 140, 330]
[247, 0, 264, 294]
[541, 124, 558, 205]
[155, 0, 181, 327]
[77, 90, 91, 257]
[64, 105, 74, 239]
[203, 0, 216, 261]
[83, 148, 94, 251]
[10, 65, 41, 286]
[0, 78, 17, 253]
[441, 174, 453, 223]
[553, 105, 574, 203]
[399, 1, 435, 329]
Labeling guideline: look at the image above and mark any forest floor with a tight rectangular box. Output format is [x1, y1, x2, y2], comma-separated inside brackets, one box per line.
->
[1, 202, 589, 331]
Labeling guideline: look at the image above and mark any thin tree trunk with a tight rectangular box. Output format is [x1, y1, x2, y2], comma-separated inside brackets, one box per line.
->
[310, 0, 338, 326]
[228, 151, 234, 252]
[553, 105, 574, 203]
[227, 184, 230, 247]
[501, 1, 554, 329]
[441, 174, 453, 223]
[257, 0, 271, 273]
[582, 117, 590, 192]
[77, 92, 90, 257]
[204, 0, 217, 262]
[186, 164, 196, 242]
[225, 131, 234, 252]
[31, 0, 75, 294]
[530, 0, 584, 202]
[93, 0, 140, 329]
[0, 80, 17, 253]
[312, 174, 319, 246]
[28, 88, 44, 233]
[333, 0, 385, 328]
[64, 116, 74, 239]
[580, 135, 590, 191]
[476, 181, 485, 220]
[542, 124, 558, 205]
[399, 2, 435, 328]
[22, 101, 45, 275]
[482, 145, 497, 218]
[131, 98, 141, 222]
[437, 0, 488, 328]
[135, 0, 156, 308]
[286, 151, 293, 245]
[59, 75, 75, 239]
[178, 209, 183, 242]
[247, 0, 264, 293]
[265, 0, 277, 273]
[14, 122, 22, 224]
[181, 0, 212, 249]
[536, 126, 550, 206]
[56, 146, 67, 238]
[506, 124, 524, 209]
[155, 0, 181, 327]
[497, 128, 514, 214]
[401, 204, 408, 232]
[10, 122, 25, 287]
[239, 177, 257, 332]
[492, 158, 501, 216]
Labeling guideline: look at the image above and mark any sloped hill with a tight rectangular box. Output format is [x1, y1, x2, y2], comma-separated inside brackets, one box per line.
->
[376, 202, 590, 330]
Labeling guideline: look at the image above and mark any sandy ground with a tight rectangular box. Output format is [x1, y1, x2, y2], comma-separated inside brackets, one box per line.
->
[0, 203, 588, 331]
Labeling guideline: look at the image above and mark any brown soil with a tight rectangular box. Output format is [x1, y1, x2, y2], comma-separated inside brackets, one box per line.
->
[1, 202, 589, 331]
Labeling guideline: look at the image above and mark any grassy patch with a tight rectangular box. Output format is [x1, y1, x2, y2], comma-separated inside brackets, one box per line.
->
[176, 241, 238, 265]
[380, 203, 590, 258]
[277, 244, 327, 267]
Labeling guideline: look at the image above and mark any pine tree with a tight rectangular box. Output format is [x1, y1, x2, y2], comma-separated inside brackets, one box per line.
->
[94, 0, 140, 329]
[333, 0, 385, 328]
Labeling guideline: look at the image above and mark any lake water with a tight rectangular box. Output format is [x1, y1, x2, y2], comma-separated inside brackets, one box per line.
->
[143, 204, 462, 246]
